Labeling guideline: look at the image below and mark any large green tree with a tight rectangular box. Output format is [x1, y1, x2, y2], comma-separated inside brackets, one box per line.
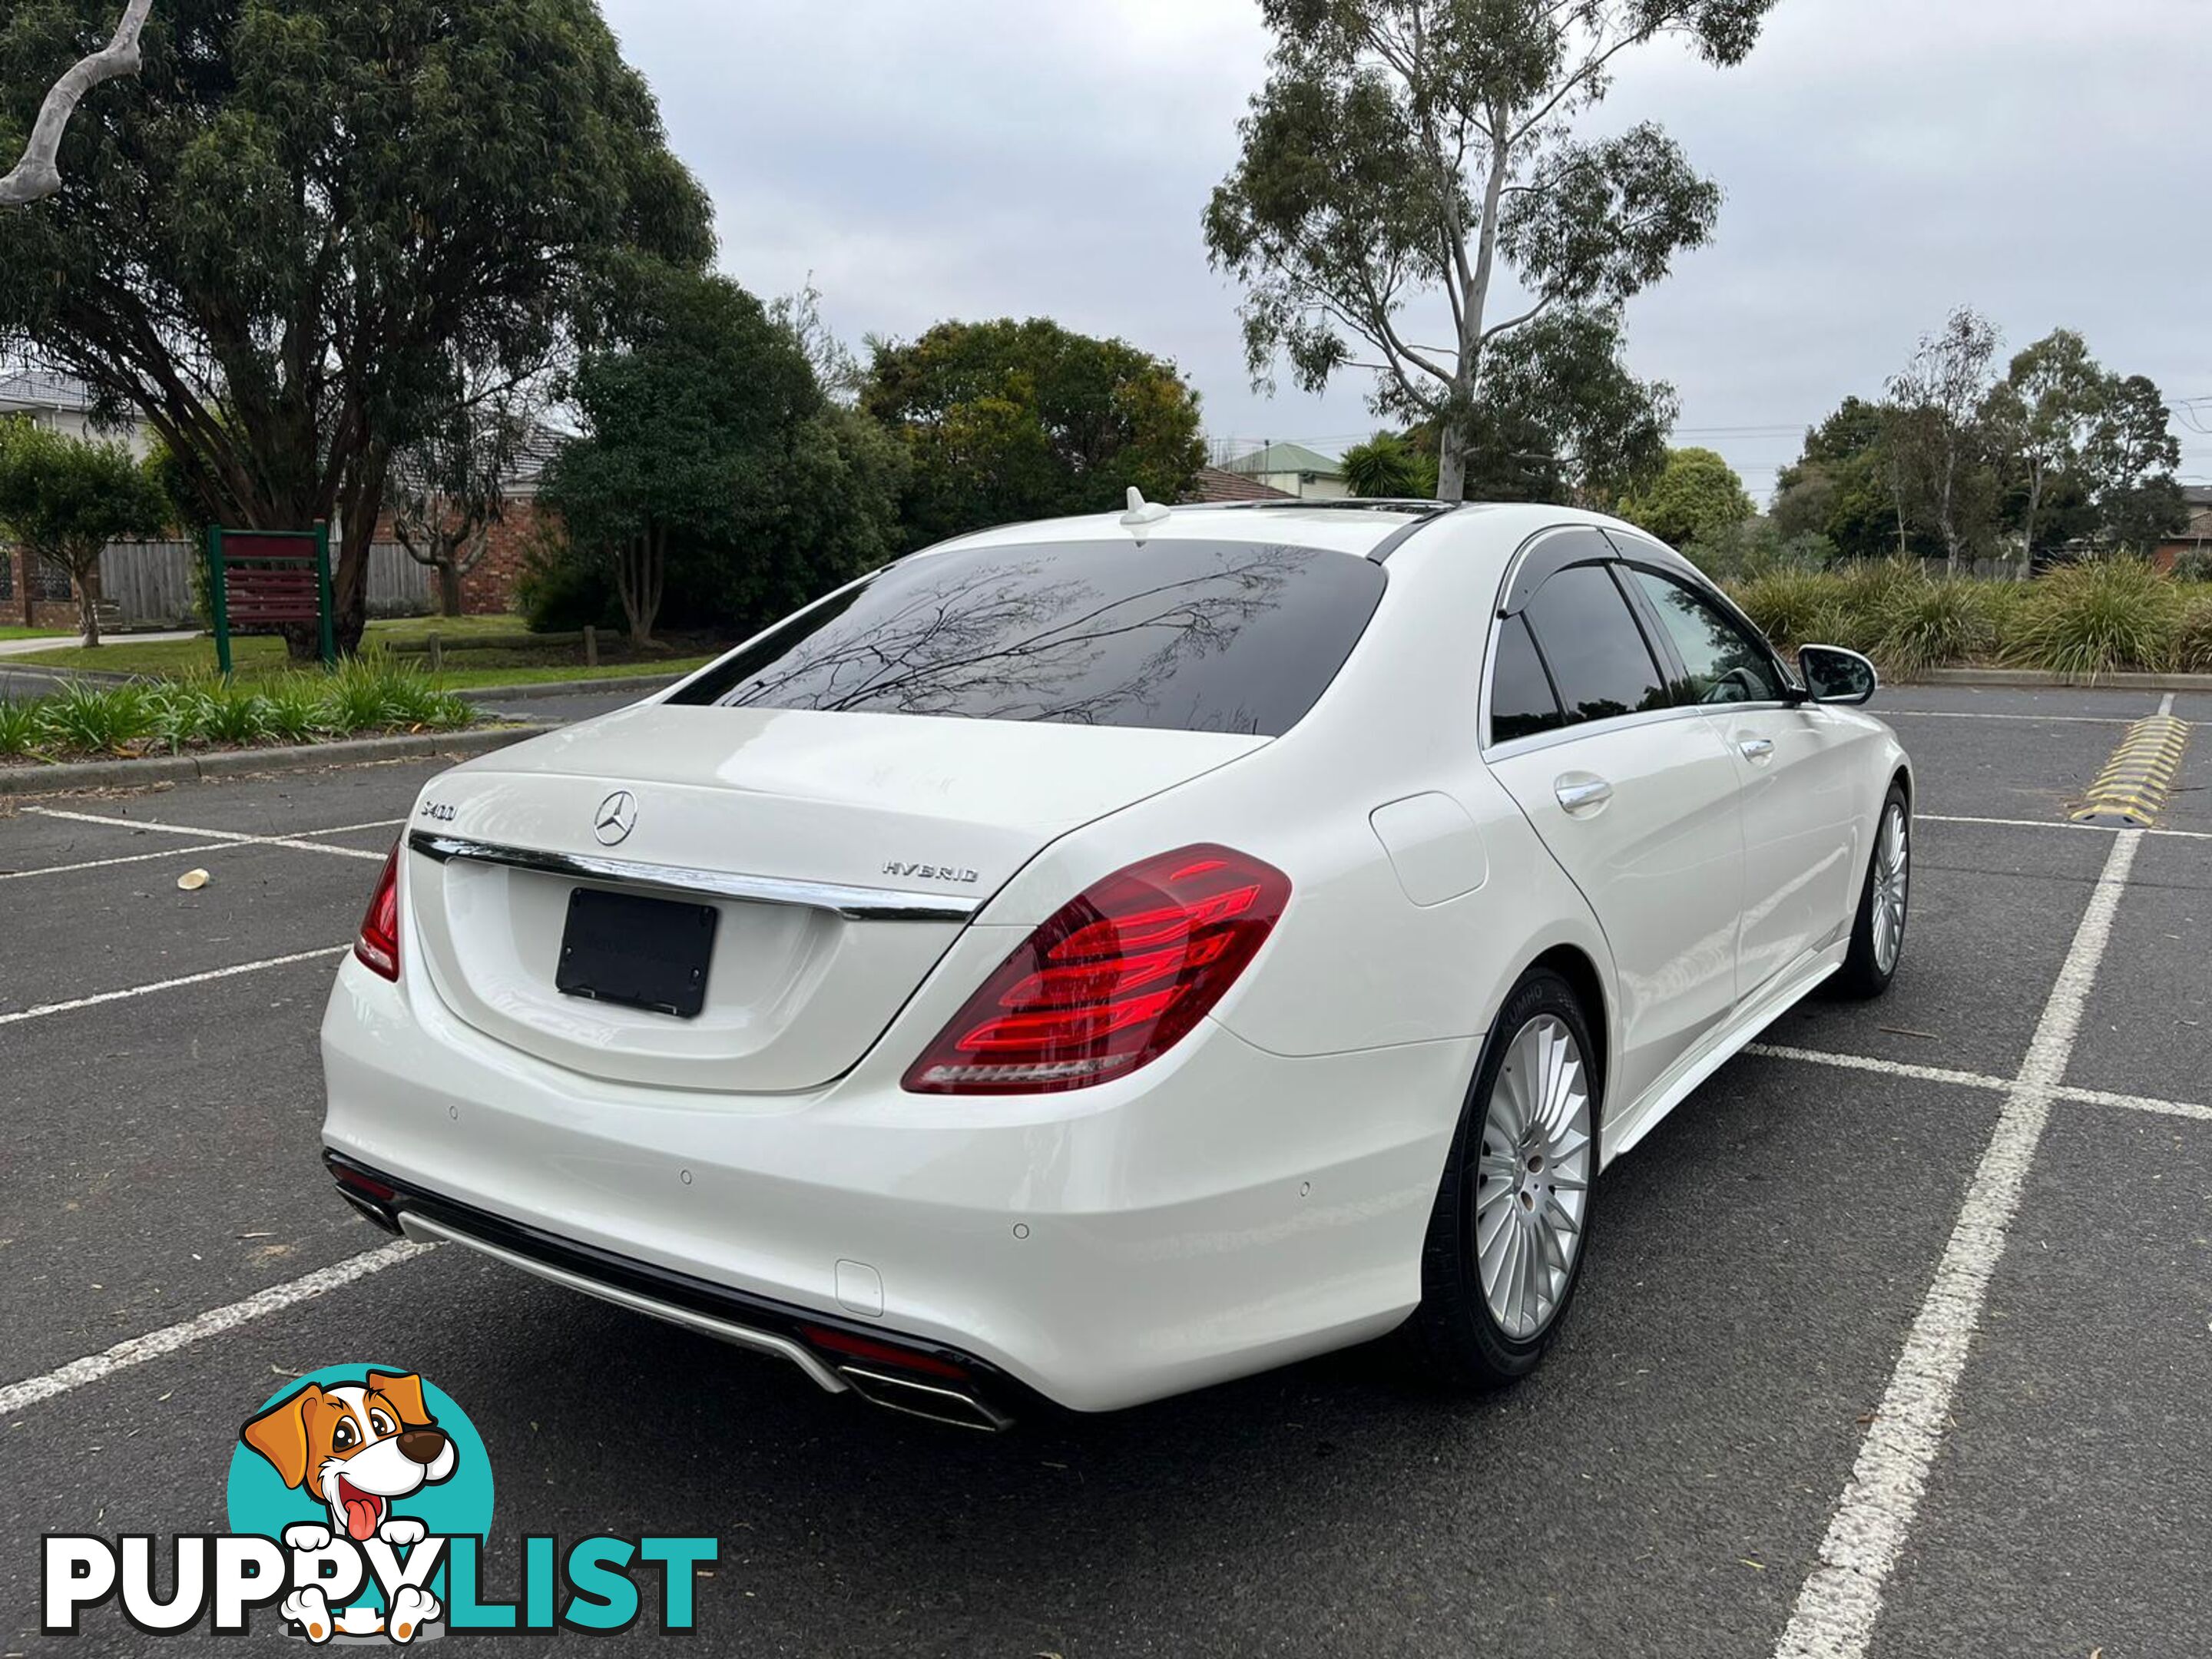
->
[1204, 0, 1775, 501]
[2087, 373, 2187, 551]
[861, 318, 1204, 549]
[1773, 398, 1929, 565]
[1617, 445, 1753, 547]
[539, 267, 902, 646]
[0, 0, 712, 654]
[1979, 329, 2104, 567]
[0, 421, 171, 644]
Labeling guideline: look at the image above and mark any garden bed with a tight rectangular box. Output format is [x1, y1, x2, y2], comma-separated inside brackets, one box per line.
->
[0, 660, 475, 768]
[9, 618, 727, 688]
[1727, 559, 2212, 680]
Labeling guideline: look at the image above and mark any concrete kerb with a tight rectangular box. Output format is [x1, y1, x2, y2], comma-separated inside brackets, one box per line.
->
[0, 724, 553, 798]
[1913, 667, 2212, 694]
[453, 671, 687, 703]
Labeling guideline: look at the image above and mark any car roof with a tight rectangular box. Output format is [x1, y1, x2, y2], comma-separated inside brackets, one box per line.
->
[917, 499, 1528, 562]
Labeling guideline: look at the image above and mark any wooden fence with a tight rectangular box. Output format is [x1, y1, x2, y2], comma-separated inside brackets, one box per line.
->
[365, 543, 434, 617]
[98, 541, 197, 622]
[89, 540, 435, 624]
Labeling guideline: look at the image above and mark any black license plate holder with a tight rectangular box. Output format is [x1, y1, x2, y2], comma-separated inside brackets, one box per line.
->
[555, 887, 718, 1019]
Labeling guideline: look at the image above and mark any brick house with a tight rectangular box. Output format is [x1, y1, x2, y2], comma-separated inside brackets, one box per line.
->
[374, 426, 565, 616]
[2151, 485, 2212, 571]
[1180, 465, 1296, 505]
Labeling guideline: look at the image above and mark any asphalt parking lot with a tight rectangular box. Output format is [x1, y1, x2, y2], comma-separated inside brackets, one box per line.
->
[3, 683, 2207, 1657]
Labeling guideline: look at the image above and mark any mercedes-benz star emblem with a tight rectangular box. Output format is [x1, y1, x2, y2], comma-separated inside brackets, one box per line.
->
[593, 790, 637, 846]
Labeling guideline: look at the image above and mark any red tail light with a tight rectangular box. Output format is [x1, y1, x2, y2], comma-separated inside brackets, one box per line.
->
[902, 845, 1290, 1094]
[354, 843, 402, 982]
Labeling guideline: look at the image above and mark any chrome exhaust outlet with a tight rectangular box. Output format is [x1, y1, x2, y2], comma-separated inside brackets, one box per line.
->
[836, 1365, 1015, 1432]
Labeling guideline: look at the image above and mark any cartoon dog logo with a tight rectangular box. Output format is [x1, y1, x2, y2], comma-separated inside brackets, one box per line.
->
[240, 1371, 456, 1644]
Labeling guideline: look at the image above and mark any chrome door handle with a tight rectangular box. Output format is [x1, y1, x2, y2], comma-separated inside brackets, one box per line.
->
[1739, 737, 1776, 761]
[1554, 776, 1614, 813]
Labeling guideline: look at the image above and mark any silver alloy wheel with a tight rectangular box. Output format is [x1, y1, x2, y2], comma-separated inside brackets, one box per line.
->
[1872, 800, 1909, 975]
[1475, 1014, 1594, 1341]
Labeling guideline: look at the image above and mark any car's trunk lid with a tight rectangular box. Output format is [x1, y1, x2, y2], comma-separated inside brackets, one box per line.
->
[406, 703, 1264, 1092]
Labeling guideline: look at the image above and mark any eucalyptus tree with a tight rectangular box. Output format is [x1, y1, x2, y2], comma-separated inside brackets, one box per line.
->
[1980, 329, 2105, 568]
[1204, 0, 1779, 502]
[1885, 306, 2002, 574]
[2086, 373, 2187, 551]
[0, 0, 150, 207]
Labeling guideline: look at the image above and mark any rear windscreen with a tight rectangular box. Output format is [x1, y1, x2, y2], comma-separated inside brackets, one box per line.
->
[666, 538, 1386, 737]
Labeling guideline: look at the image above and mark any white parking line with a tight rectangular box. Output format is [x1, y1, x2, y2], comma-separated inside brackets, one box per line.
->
[0, 841, 240, 882]
[0, 816, 402, 882]
[1773, 828, 2144, 1659]
[1746, 1041, 2212, 1125]
[1919, 813, 2212, 843]
[0, 1241, 433, 1417]
[2058, 1082, 2212, 1125]
[23, 806, 390, 862]
[1744, 1042, 2008, 1093]
[0, 945, 347, 1027]
[1883, 709, 2134, 725]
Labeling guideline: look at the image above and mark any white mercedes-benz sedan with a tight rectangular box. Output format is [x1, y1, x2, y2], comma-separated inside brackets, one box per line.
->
[321, 499, 1912, 1428]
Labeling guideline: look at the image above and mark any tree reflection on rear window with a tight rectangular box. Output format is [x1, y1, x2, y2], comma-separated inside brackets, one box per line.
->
[667, 538, 1387, 737]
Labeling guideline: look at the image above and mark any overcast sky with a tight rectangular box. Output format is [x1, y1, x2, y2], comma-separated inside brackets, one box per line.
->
[600, 0, 2212, 502]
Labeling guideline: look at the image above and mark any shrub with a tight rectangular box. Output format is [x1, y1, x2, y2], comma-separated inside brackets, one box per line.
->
[144, 682, 214, 750]
[515, 538, 624, 634]
[260, 680, 328, 743]
[0, 660, 474, 765]
[2003, 558, 2176, 680]
[324, 656, 471, 733]
[198, 685, 274, 744]
[1733, 571, 1854, 652]
[2173, 548, 2212, 584]
[323, 656, 399, 730]
[1872, 576, 2004, 680]
[0, 698, 40, 759]
[1830, 558, 1920, 631]
[38, 681, 156, 753]
[2171, 598, 2212, 674]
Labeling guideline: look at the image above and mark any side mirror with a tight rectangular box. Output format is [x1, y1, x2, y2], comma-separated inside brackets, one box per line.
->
[1798, 644, 1878, 706]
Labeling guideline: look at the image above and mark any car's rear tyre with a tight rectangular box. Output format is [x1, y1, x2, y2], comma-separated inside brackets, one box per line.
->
[1409, 968, 1598, 1388]
[1834, 783, 1910, 999]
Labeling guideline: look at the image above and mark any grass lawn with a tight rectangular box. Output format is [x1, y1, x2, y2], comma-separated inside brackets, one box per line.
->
[437, 657, 714, 690]
[0, 625, 76, 641]
[13, 617, 716, 687]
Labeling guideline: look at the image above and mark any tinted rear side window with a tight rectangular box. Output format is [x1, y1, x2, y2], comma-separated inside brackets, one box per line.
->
[667, 538, 1387, 737]
[1626, 568, 1785, 705]
[1488, 615, 1564, 744]
[1521, 563, 1667, 727]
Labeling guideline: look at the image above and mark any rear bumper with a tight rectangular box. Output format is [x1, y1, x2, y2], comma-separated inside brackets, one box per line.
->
[325, 1151, 1028, 1429]
[319, 955, 1471, 1413]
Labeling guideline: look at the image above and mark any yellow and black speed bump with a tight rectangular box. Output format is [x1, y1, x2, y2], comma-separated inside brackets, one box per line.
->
[2071, 714, 2191, 827]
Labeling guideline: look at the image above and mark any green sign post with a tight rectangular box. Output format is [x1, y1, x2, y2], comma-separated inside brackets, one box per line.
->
[206, 522, 335, 674]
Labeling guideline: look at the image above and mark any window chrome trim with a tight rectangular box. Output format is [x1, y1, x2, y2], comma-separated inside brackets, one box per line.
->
[1482, 700, 1729, 763]
[407, 831, 982, 922]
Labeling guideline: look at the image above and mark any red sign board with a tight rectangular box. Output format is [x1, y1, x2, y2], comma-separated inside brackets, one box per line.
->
[220, 534, 323, 625]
